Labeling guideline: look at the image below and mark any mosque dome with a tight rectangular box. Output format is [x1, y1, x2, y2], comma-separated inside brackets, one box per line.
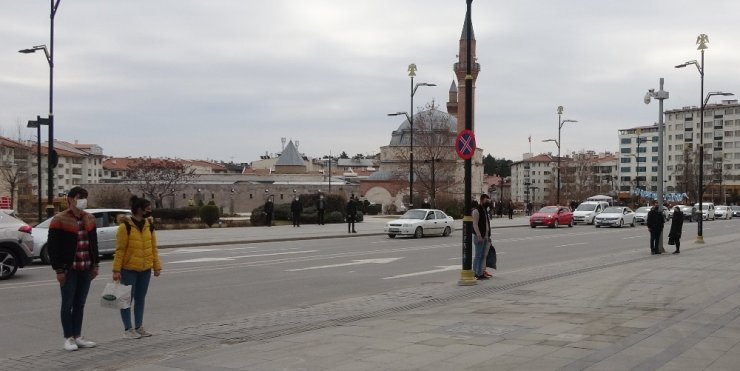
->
[388, 108, 457, 146]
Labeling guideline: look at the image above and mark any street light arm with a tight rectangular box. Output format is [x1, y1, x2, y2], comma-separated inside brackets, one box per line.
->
[542, 139, 560, 148]
[412, 82, 436, 96]
[704, 92, 735, 107]
[18, 45, 51, 65]
[558, 119, 577, 130]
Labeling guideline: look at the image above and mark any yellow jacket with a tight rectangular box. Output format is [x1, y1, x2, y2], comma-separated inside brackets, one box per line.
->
[112, 216, 162, 273]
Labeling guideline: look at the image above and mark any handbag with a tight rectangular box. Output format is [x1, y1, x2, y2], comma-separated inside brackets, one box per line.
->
[486, 242, 497, 270]
[100, 281, 132, 310]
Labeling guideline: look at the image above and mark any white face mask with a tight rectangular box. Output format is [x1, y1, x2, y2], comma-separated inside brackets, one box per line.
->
[76, 198, 88, 210]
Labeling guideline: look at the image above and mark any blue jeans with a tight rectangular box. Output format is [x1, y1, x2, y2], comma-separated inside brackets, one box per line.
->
[60, 269, 92, 338]
[119, 269, 152, 330]
[473, 236, 487, 276]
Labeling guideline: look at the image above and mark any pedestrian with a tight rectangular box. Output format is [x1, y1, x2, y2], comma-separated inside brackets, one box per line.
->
[316, 194, 326, 225]
[112, 196, 162, 339]
[264, 196, 274, 227]
[346, 194, 357, 233]
[472, 194, 492, 280]
[496, 201, 503, 218]
[421, 198, 432, 208]
[48, 186, 99, 351]
[646, 201, 665, 255]
[290, 195, 303, 227]
[668, 205, 683, 254]
[508, 200, 514, 219]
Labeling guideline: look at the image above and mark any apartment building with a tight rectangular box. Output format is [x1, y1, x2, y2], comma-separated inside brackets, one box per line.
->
[510, 153, 554, 205]
[617, 125, 661, 194]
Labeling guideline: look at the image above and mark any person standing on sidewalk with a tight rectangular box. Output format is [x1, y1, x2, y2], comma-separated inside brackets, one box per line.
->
[48, 186, 99, 351]
[472, 194, 492, 280]
[316, 194, 326, 225]
[646, 201, 665, 255]
[668, 206, 683, 254]
[346, 194, 357, 233]
[290, 195, 303, 227]
[264, 196, 274, 227]
[112, 196, 162, 339]
[507, 200, 514, 219]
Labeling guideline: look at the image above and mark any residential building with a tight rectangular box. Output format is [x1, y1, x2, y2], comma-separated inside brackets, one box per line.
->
[510, 153, 555, 206]
[617, 125, 661, 194]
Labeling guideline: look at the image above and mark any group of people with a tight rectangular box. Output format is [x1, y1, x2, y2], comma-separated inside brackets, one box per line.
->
[48, 186, 162, 351]
[646, 201, 683, 255]
[264, 193, 360, 233]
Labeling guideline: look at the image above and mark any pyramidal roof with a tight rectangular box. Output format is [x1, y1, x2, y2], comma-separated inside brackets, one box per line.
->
[275, 140, 305, 166]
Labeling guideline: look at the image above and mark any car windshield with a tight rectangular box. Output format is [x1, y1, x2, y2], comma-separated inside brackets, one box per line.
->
[716, 206, 727, 210]
[602, 207, 623, 214]
[538, 206, 559, 213]
[699, 205, 712, 210]
[636, 207, 650, 213]
[575, 204, 596, 211]
[400, 210, 428, 220]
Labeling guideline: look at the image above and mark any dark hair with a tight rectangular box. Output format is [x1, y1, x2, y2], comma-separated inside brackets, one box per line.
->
[479, 194, 490, 201]
[68, 186, 88, 199]
[130, 195, 151, 213]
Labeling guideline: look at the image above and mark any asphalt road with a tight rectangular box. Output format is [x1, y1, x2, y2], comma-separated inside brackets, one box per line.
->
[2, 219, 738, 358]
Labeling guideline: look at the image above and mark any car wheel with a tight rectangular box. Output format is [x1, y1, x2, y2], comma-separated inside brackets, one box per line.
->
[388, 234, 396, 238]
[630, 219, 635, 227]
[618, 219, 624, 228]
[414, 227, 423, 239]
[595, 225, 600, 228]
[551, 220, 559, 228]
[442, 226, 451, 237]
[531, 225, 536, 228]
[40, 244, 50, 265]
[568, 219, 573, 228]
[0, 247, 19, 280]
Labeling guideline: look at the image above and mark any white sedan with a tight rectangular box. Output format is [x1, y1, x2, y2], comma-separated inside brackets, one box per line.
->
[715, 206, 732, 219]
[594, 206, 636, 228]
[384, 209, 454, 238]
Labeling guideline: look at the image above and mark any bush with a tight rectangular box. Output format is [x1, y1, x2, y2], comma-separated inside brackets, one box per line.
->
[92, 186, 131, 209]
[153, 207, 199, 221]
[199, 204, 220, 227]
[365, 203, 382, 215]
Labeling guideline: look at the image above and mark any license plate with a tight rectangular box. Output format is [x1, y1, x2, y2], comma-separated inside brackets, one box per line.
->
[389, 228, 399, 232]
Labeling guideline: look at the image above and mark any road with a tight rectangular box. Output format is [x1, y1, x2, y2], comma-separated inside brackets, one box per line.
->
[1, 219, 738, 358]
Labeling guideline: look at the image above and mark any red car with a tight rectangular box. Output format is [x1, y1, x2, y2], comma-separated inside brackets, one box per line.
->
[529, 206, 574, 228]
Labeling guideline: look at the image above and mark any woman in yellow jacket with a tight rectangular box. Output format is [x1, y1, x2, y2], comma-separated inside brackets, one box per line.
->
[112, 196, 161, 339]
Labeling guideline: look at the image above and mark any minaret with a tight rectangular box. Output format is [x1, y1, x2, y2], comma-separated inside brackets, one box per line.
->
[446, 80, 458, 116]
[453, 13, 480, 133]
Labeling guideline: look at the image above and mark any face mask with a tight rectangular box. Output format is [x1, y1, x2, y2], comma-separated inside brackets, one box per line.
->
[143, 211, 152, 218]
[76, 198, 88, 210]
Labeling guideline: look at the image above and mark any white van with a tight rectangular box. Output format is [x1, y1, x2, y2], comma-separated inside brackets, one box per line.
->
[694, 202, 715, 220]
[572, 201, 609, 225]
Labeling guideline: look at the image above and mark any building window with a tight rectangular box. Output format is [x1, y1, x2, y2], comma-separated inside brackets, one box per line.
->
[651, 146, 658, 152]
[652, 136, 658, 142]
[651, 166, 658, 172]
[620, 158, 631, 163]
[676, 144, 683, 151]
[676, 134, 683, 140]
[651, 156, 658, 162]
[621, 148, 631, 154]
[620, 167, 631, 173]
[637, 167, 647, 172]
[637, 147, 646, 153]
[620, 138, 632, 144]
[637, 156, 646, 163]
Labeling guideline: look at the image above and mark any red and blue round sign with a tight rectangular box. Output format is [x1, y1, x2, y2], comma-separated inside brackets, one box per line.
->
[455, 130, 476, 160]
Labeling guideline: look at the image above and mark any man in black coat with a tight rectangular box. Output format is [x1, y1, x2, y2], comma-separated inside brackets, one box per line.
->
[316, 194, 326, 225]
[290, 196, 303, 227]
[264, 196, 274, 227]
[668, 206, 684, 254]
[346, 195, 357, 233]
[646, 201, 665, 255]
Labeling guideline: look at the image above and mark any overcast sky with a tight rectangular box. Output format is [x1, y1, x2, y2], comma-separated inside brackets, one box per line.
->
[2, 1, 740, 165]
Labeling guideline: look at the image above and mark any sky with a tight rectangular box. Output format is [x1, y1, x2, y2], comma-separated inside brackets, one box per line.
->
[2, 1, 740, 165]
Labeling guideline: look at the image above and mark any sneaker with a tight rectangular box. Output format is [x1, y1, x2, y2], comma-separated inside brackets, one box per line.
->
[74, 337, 97, 348]
[483, 271, 492, 278]
[476, 275, 489, 280]
[64, 337, 78, 351]
[124, 328, 142, 339]
[135, 327, 152, 337]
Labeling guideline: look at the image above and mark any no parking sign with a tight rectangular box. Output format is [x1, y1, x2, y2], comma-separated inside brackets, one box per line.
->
[455, 130, 476, 160]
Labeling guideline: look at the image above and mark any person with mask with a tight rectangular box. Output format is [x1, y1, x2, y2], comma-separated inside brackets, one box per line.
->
[668, 205, 683, 254]
[290, 195, 303, 227]
[316, 194, 326, 225]
[472, 194, 492, 280]
[48, 186, 100, 351]
[646, 201, 665, 255]
[264, 196, 274, 227]
[112, 196, 162, 339]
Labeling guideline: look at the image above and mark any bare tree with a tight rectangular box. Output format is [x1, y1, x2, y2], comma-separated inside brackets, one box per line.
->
[0, 136, 32, 210]
[126, 158, 197, 208]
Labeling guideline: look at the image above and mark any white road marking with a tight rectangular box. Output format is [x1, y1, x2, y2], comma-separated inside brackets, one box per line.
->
[623, 236, 643, 239]
[286, 257, 403, 272]
[169, 250, 315, 264]
[383, 265, 459, 279]
[555, 242, 587, 247]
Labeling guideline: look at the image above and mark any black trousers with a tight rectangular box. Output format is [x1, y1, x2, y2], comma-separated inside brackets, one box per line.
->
[292, 212, 300, 227]
[650, 229, 662, 253]
[317, 210, 325, 225]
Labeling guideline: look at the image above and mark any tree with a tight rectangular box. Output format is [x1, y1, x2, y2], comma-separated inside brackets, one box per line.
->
[126, 158, 197, 208]
[352, 153, 365, 160]
[339, 151, 349, 159]
[483, 154, 496, 175]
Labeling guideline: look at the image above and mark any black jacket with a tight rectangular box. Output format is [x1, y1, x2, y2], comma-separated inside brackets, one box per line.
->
[646, 207, 665, 230]
[290, 199, 303, 213]
[669, 210, 683, 238]
[48, 209, 100, 273]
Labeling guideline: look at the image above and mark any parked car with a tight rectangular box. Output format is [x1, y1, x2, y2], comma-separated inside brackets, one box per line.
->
[31, 209, 132, 264]
[529, 206, 574, 228]
[0, 211, 34, 280]
[714, 205, 732, 220]
[694, 202, 715, 221]
[634, 206, 650, 224]
[384, 209, 454, 238]
[572, 201, 609, 225]
[678, 205, 697, 222]
[731, 206, 740, 218]
[594, 206, 636, 228]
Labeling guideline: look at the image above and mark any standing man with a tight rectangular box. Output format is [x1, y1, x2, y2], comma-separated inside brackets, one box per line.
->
[346, 194, 357, 233]
[290, 195, 303, 227]
[48, 186, 99, 351]
[316, 194, 326, 225]
[507, 200, 514, 219]
[264, 195, 274, 227]
[472, 194, 492, 280]
[421, 198, 432, 208]
[646, 201, 665, 255]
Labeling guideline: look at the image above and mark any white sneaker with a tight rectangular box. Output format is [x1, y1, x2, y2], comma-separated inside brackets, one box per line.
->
[124, 329, 141, 339]
[64, 337, 78, 351]
[135, 326, 152, 337]
[74, 337, 97, 348]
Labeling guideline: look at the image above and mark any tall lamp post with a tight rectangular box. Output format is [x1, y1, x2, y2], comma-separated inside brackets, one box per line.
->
[644, 79, 669, 252]
[403, 64, 435, 209]
[542, 138, 560, 204]
[675, 34, 733, 242]
[556, 106, 577, 205]
[19, 0, 61, 218]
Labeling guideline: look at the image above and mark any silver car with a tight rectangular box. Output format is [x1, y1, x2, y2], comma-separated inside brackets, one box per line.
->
[384, 209, 454, 238]
[31, 209, 132, 264]
[715, 206, 732, 220]
[0, 211, 35, 280]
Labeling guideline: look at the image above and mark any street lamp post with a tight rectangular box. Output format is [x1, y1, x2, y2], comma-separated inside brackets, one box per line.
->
[645, 78, 669, 252]
[404, 64, 435, 209]
[542, 138, 560, 204]
[675, 34, 733, 243]
[19, 0, 61, 218]
[26, 116, 50, 222]
[556, 106, 577, 206]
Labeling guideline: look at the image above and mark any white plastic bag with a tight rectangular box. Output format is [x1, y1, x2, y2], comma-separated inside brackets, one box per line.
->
[100, 281, 131, 310]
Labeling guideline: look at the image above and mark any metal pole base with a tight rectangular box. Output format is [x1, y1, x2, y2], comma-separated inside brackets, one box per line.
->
[695, 235, 705, 244]
[457, 269, 478, 286]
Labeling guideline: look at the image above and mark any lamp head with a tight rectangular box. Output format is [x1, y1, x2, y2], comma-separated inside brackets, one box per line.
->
[557, 106, 564, 115]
